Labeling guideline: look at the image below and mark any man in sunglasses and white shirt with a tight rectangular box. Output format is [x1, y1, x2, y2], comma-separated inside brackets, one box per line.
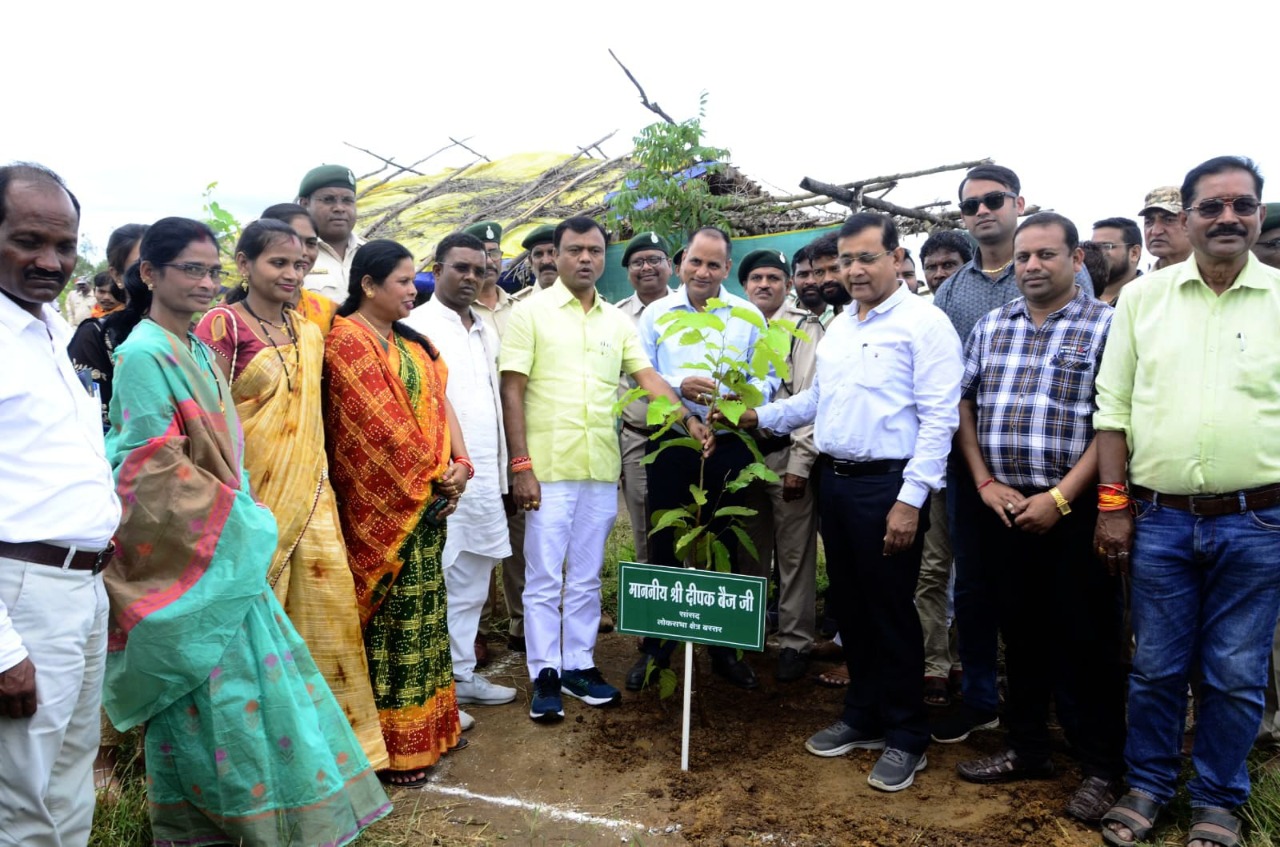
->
[0, 163, 120, 847]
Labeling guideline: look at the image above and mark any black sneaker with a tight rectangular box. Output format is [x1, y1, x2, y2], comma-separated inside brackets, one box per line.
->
[529, 668, 564, 723]
[930, 707, 999, 744]
[561, 667, 621, 706]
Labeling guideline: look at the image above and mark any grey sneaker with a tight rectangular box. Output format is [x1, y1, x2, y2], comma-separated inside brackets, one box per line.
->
[804, 720, 886, 757]
[867, 748, 927, 792]
[458, 709, 475, 731]
[455, 674, 517, 705]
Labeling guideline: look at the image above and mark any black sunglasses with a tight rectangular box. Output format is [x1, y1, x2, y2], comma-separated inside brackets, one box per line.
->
[960, 191, 1017, 217]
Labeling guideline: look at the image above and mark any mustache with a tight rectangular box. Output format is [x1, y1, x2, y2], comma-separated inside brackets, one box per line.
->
[26, 270, 67, 282]
[537, 263, 557, 273]
[1207, 224, 1248, 238]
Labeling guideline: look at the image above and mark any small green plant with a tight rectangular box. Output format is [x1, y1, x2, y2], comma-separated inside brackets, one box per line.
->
[201, 181, 242, 261]
[606, 93, 732, 240]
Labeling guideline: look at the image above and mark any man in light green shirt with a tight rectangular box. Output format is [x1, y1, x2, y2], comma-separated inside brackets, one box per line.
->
[499, 216, 709, 724]
[1094, 156, 1280, 846]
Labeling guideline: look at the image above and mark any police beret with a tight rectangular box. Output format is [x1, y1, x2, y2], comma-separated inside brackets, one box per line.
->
[298, 164, 356, 198]
[464, 221, 503, 244]
[737, 248, 789, 284]
[621, 231, 670, 267]
[520, 224, 556, 251]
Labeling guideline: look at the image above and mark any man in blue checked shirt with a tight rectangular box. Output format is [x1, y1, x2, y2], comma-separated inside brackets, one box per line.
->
[951, 212, 1125, 824]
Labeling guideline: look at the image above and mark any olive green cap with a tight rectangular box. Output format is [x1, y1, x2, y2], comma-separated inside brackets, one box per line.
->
[464, 221, 503, 244]
[621, 231, 670, 267]
[737, 248, 789, 283]
[520, 224, 556, 251]
[298, 164, 356, 198]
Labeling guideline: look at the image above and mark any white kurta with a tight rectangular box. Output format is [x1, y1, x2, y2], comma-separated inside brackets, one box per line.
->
[404, 297, 510, 562]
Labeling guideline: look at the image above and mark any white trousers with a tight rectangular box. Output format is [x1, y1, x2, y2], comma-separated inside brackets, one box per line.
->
[0, 558, 108, 847]
[444, 549, 501, 680]
[523, 481, 617, 678]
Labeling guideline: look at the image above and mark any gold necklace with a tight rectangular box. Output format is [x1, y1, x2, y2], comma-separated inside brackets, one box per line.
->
[353, 311, 392, 351]
[981, 258, 1013, 276]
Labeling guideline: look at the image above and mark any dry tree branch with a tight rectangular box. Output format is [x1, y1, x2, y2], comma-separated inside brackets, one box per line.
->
[608, 49, 677, 125]
[343, 141, 431, 178]
[449, 137, 491, 163]
[361, 159, 480, 239]
[355, 139, 472, 199]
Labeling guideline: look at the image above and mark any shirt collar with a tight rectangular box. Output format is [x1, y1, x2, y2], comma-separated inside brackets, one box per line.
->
[424, 295, 485, 333]
[0, 292, 56, 336]
[861, 280, 910, 319]
[548, 278, 601, 312]
[1006, 284, 1090, 320]
[1177, 251, 1275, 291]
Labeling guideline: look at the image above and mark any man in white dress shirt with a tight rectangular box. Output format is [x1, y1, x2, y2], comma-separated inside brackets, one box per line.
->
[405, 232, 516, 716]
[737, 212, 963, 792]
[0, 163, 121, 847]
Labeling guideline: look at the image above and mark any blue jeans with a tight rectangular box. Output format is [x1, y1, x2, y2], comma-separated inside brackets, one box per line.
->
[946, 459, 1000, 715]
[1125, 498, 1280, 809]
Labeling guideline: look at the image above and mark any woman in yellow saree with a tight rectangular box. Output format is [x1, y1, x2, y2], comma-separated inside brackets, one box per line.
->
[195, 219, 387, 770]
[323, 239, 472, 787]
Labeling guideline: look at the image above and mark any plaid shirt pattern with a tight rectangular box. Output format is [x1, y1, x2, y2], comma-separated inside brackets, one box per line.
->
[961, 287, 1113, 489]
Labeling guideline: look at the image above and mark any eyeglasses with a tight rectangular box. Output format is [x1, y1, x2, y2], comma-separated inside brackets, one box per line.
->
[1187, 196, 1260, 218]
[1092, 242, 1136, 252]
[161, 263, 226, 282]
[447, 262, 486, 277]
[959, 191, 1018, 217]
[628, 255, 668, 270]
[837, 250, 891, 268]
[483, 248, 502, 260]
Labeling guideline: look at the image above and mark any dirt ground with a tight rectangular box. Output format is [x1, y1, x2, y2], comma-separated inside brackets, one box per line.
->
[378, 632, 1104, 847]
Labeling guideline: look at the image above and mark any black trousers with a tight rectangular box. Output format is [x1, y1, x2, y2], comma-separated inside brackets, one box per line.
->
[976, 493, 1126, 778]
[819, 464, 930, 755]
[642, 431, 754, 661]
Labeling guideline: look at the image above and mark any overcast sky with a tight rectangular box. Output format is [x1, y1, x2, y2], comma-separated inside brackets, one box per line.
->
[5, 0, 1276, 259]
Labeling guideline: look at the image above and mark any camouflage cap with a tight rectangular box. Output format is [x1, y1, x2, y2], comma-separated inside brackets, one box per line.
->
[1261, 203, 1280, 235]
[737, 248, 789, 284]
[621, 231, 670, 267]
[520, 224, 556, 251]
[1138, 186, 1183, 216]
[464, 221, 503, 244]
[298, 164, 356, 198]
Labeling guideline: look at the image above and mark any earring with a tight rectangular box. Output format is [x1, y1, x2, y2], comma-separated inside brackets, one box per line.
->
[363, 287, 374, 298]
[146, 282, 154, 291]
[240, 279, 249, 291]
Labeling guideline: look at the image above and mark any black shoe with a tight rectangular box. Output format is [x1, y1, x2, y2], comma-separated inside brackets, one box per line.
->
[711, 654, 759, 690]
[625, 655, 661, 691]
[776, 647, 808, 683]
[507, 635, 526, 653]
[931, 706, 1000, 744]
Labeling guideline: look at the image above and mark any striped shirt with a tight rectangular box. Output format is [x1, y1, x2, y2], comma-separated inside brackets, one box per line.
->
[961, 286, 1112, 489]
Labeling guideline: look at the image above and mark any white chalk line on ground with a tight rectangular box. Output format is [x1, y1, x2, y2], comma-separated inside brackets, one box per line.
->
[420, 782, 647, 831]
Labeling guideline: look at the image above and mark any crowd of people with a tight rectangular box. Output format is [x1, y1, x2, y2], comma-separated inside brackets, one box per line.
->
[0, 153, 1277, 847]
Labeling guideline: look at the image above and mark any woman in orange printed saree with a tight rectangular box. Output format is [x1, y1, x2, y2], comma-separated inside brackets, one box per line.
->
[195, 219, 388, 770]
[323, 239, 471, 787]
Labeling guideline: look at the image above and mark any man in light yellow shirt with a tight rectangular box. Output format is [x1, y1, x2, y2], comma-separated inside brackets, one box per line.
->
[499, 217, 709, 724]
[1094, 156, 1280, 846]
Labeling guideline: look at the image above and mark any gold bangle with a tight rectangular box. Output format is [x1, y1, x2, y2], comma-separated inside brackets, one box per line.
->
[1049, 486, 1072, 516]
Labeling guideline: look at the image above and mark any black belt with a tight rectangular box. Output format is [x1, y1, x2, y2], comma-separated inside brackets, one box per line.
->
[621, 421, 658, 437]
[824, 457, 909, 477]
[1131, 483, 1280, 517]
[0, 540, 114, 574]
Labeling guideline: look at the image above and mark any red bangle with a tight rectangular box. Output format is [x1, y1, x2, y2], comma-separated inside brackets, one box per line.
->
[977, 477, 995, 491]
[453, 456, 475, 479]
[510, 456, 533, 474]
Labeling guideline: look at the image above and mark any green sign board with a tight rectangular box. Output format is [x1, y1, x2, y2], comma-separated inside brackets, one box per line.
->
[616, 563, 767, 651]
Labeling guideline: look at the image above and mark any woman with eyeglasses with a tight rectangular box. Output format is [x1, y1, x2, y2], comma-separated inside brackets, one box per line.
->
[104, 217, 390, 844]
[194, 218, 389, 773]
[323, 239, 470, 787]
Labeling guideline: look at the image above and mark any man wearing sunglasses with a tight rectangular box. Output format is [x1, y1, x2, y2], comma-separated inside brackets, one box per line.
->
[1138, 186, 1193, 272]
[297, 164, 364, 304]
[1095, 156, 1280, 847]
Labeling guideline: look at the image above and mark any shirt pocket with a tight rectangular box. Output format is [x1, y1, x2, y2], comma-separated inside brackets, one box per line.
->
[857, 343, 888, 388]
[1046, 352, 1094, 405]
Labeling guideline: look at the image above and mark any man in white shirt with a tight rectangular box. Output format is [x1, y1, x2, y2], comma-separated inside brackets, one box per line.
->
[297, 164, 365, 303]
[405, 233, 517, 720]
[738, 212, 963, 792]
[0, 163, 121, 847]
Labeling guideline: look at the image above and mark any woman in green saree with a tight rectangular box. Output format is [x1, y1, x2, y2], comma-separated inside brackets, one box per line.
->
[104, 217, 390, 846]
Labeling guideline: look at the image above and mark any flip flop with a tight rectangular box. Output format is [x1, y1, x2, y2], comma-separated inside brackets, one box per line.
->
[816, 665, 850, 687]
[923, 676, 951, 707]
